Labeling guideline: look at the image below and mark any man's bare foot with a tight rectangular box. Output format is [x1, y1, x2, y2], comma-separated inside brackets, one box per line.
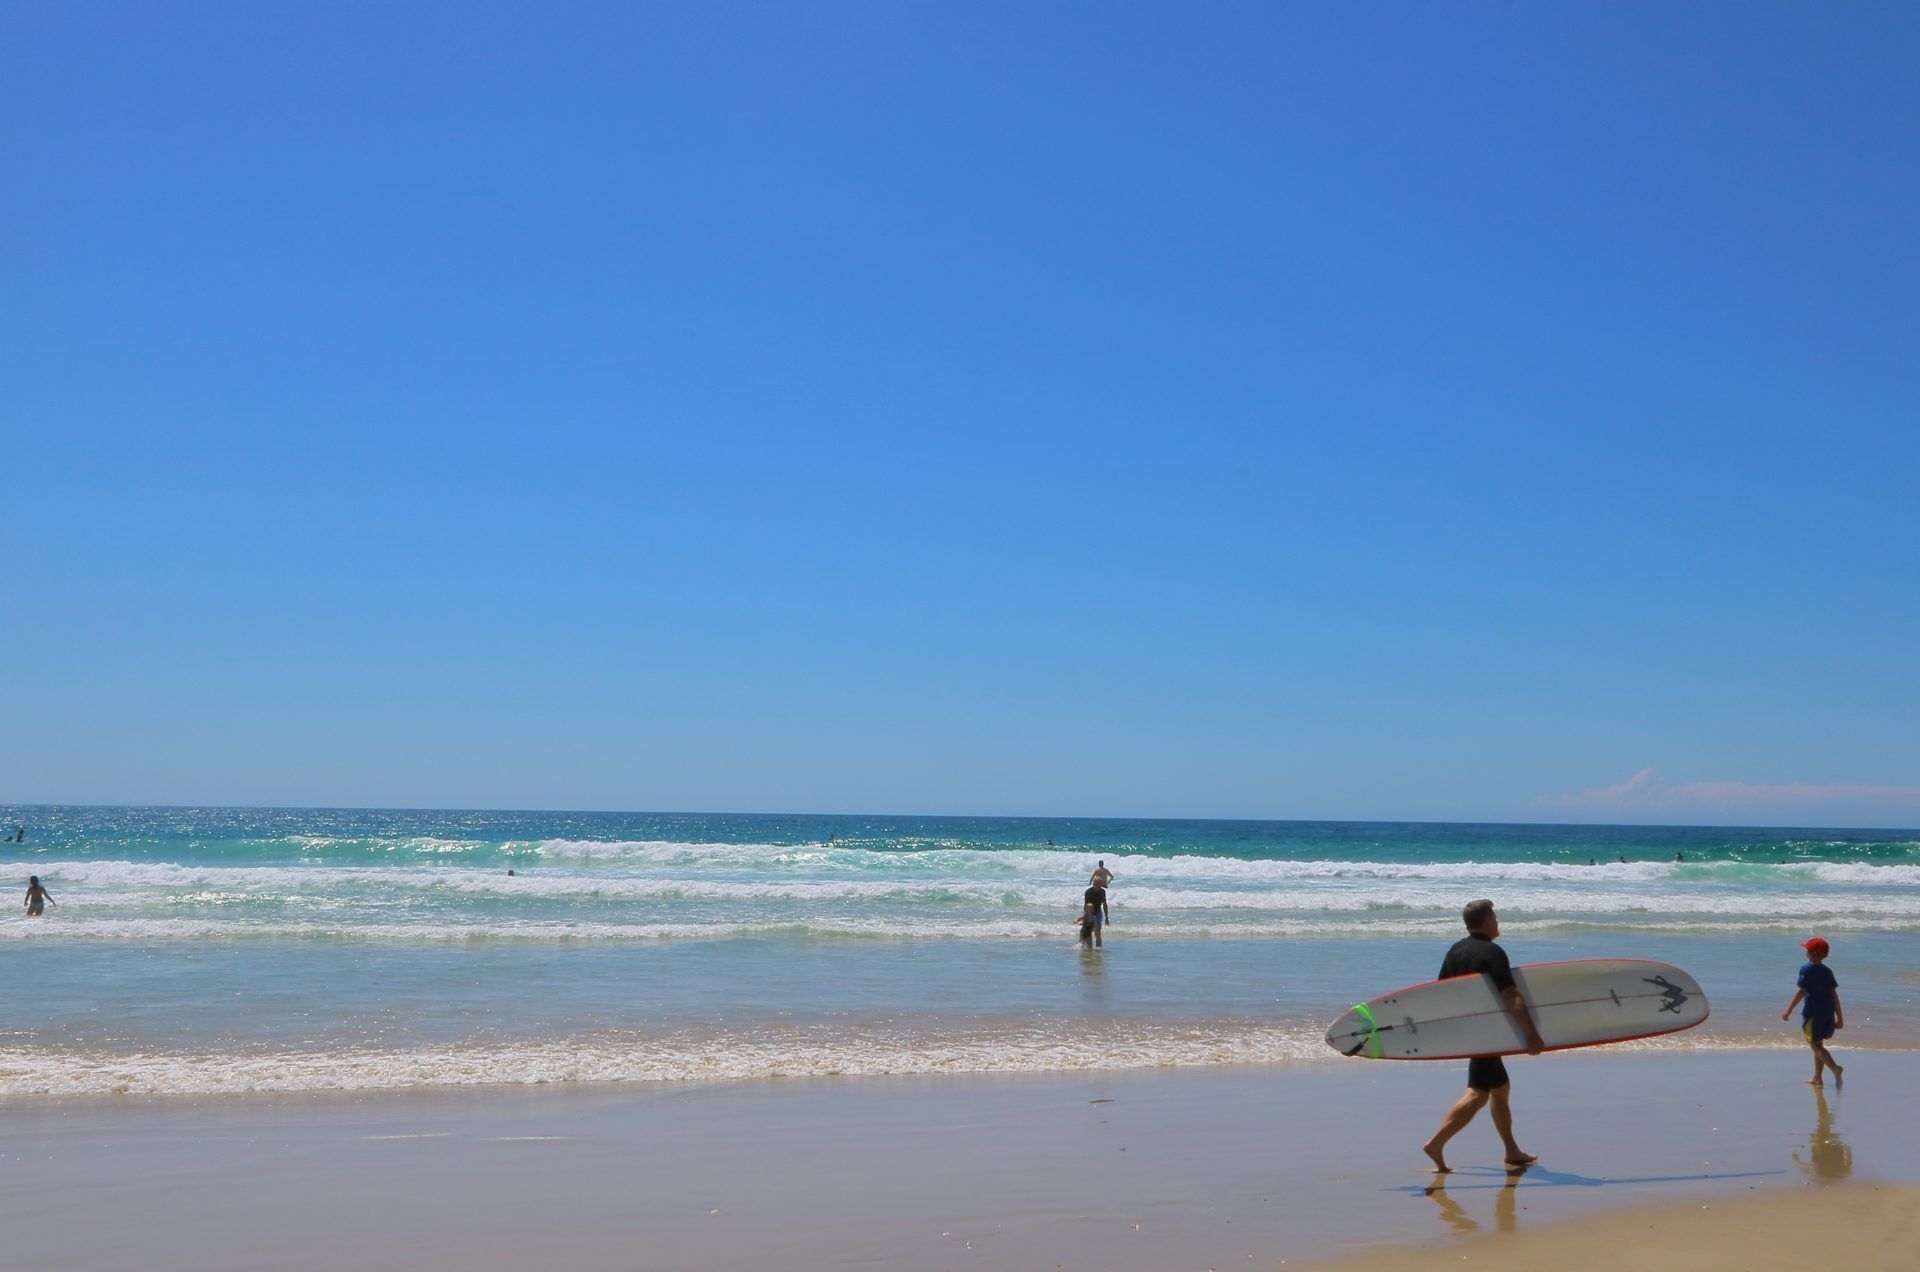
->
[1832, 1065, 1844, 1089]
[1423, 1142, 1450, 1172]
[1806, 1078, 1823, 1086]
[1504, 1153, 1538, 1169]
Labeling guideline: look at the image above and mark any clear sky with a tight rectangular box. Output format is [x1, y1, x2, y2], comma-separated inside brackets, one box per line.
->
[4, 3, 1916, 826]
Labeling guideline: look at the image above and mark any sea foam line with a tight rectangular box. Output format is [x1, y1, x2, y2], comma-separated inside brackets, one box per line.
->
[0, 1021, 1815, 1097]
[7, 913, 1920, 944]
[16, 852, 1920, 888]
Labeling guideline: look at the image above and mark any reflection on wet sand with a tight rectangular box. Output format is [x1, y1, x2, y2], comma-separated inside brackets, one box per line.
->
[1796, 1087, 1851, 1182]
[1424, 1166, 1525, 1236]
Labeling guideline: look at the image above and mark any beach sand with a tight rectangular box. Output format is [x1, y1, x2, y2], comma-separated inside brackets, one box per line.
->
[1317, 1182, 1919, 1270]
[3, 1048, 1916, 1270]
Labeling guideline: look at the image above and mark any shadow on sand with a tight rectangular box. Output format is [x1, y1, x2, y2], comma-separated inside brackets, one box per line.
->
[1387, 1164, 1785, 1194]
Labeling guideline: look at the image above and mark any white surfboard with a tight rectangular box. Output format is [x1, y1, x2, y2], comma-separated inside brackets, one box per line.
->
[1325, 959, 1708, 1060]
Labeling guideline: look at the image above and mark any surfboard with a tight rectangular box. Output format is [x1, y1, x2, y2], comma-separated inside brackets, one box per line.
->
[1324, 958, 1708, 1060]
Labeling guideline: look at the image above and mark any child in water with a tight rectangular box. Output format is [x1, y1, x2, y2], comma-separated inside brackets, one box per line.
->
[1782, 936, 1844, 1087]
[23, 876, 54, 916]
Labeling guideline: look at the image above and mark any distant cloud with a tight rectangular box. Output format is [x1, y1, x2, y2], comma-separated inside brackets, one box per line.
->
[1541, 768, 1920, 824]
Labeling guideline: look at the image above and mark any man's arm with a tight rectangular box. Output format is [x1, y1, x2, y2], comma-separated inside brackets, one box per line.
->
[1782, 988, 1806, 1022]
[1501, 986, 1544, 1054]
[1832, 991, 1844, 1031]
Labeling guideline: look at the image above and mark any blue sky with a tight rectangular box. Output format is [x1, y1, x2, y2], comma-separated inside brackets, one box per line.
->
[4, 3, 1916, 825]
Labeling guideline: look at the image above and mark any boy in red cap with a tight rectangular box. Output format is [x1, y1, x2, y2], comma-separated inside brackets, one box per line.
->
[1781, 937, 1844, 1087]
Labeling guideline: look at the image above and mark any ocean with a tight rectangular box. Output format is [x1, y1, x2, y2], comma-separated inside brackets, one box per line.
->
[4, 806, 1916, 1096]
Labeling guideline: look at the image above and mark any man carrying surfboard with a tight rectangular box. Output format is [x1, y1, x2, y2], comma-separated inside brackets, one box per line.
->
[1422, 899, 1543, 1173]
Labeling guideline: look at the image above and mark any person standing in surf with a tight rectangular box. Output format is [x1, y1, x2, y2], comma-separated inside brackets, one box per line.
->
[1073, 887, 1104, 948]
[1076, 881, 1108, 947]
[1089, 861, 1112, 925]
[1422, 899, 1543, 1173]
[23, 876, 54, 916]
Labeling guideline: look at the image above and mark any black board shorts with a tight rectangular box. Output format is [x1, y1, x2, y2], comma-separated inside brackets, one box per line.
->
[1467, 1056, 1509, 1091]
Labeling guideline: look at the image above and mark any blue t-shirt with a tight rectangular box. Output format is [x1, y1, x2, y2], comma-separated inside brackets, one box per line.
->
[1798, 962, 1838, 1018]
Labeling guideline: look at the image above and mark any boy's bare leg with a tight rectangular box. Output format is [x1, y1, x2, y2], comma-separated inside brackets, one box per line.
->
[1423, 1087, 1488, 1172]
[1488, 1085, 1537, 1167]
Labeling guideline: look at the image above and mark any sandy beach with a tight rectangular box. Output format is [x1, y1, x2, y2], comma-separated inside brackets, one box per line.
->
[4, 1047, 1916, 1270]
[1318, 1183, 1919, 1270]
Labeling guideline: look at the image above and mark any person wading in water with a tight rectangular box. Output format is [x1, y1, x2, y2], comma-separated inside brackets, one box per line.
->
[23, 876, 55, 916]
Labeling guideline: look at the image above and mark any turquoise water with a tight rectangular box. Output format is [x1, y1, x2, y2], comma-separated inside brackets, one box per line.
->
[4, 807, 1916, 1095]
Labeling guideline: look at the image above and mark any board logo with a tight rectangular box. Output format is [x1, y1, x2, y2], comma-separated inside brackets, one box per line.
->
[1644, 975, 1689, 1014]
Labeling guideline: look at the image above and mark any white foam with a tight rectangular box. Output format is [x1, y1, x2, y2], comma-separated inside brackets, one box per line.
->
[0, 1021, 1319, 1095]
[279, 836, 491, 854]
[7, 910, 1919, 945]
[9, 849, 1919, 945]
[518, 843, 1920, 884]
[18, 850, 1920, 892]
[0, 1016, 1826, 1098]
[530, 844, 1705, 881]
[531, 838, 805, 863]
[1800, 862, 1920, 884]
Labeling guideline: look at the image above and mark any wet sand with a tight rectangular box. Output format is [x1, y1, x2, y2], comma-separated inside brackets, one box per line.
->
[2, 1048, 1915, 1270]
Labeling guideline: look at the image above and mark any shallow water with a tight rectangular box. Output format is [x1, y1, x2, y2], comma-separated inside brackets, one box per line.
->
[4, 807, 1915, 1094]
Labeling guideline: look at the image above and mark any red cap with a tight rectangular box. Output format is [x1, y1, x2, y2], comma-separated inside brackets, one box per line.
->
[1801, 937, 1830, 957]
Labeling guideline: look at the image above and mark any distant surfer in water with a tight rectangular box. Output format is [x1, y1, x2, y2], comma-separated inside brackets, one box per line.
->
[23, 876, 54, 916]
[1422, 899, 1543, 1173]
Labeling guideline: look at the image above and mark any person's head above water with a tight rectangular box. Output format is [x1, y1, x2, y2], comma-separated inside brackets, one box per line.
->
[1462, 898, 1497, 936]
[28, 876, 39, 887]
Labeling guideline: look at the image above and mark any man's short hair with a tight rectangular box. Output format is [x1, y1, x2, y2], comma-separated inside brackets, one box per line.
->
[1463, 899, 1496, 931]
